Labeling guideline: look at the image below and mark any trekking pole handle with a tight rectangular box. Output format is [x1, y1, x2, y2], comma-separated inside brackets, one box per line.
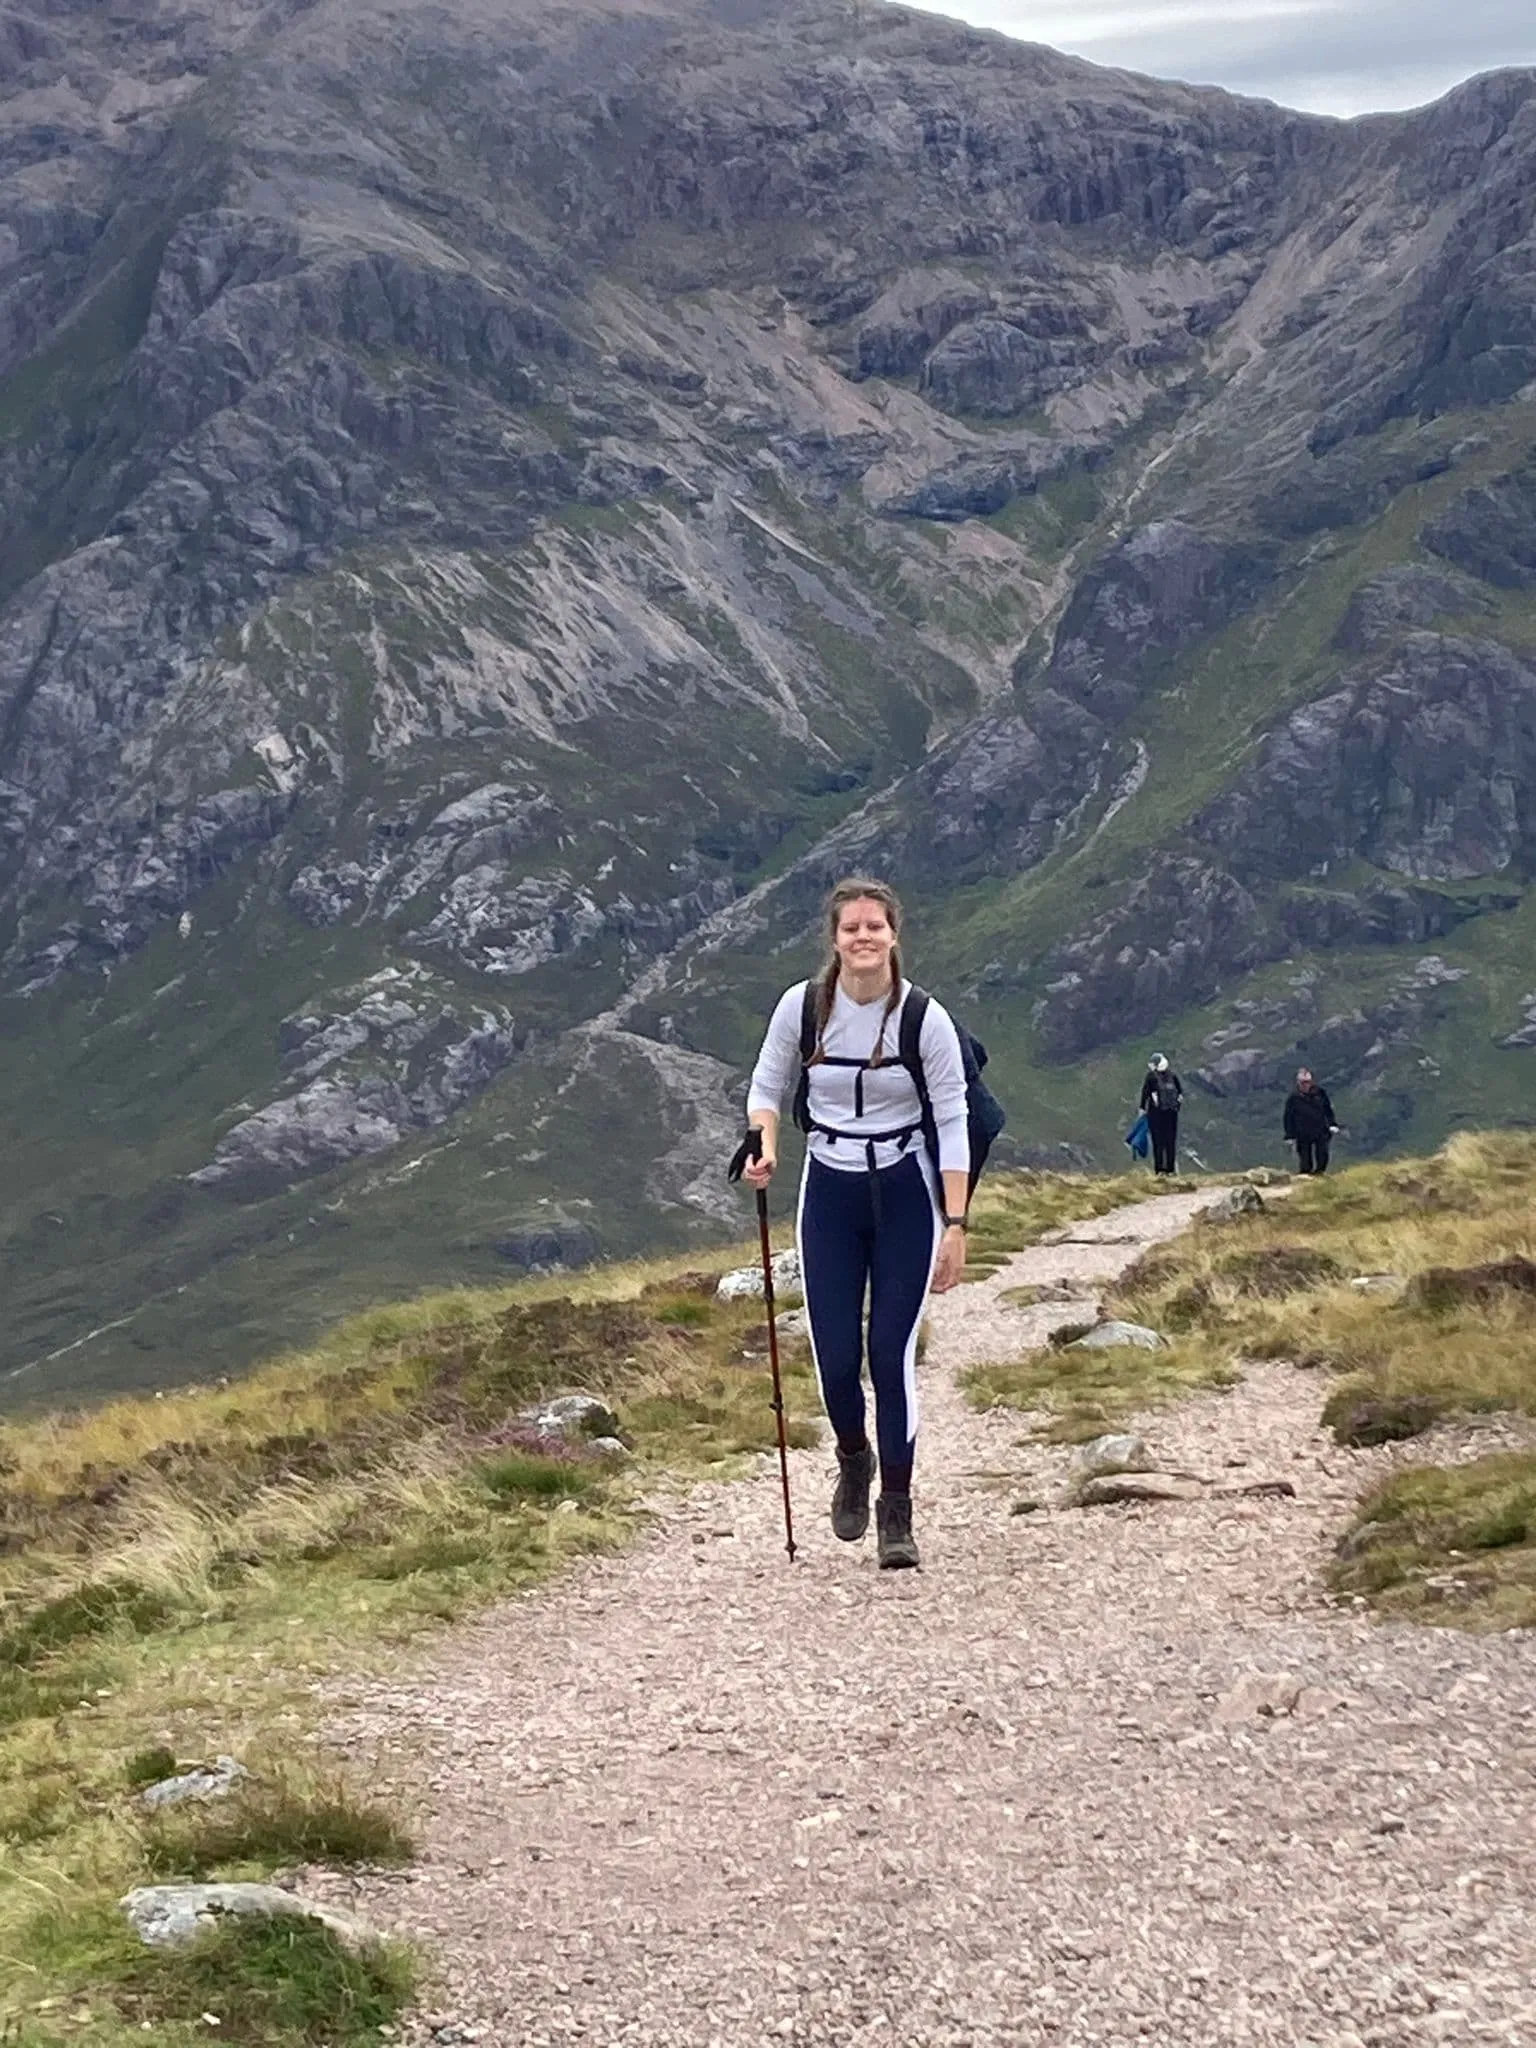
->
[727, 1125, 763, 1183]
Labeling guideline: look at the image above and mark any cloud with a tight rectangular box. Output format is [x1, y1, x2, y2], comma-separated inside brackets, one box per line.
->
[931, 0, 1536, 114]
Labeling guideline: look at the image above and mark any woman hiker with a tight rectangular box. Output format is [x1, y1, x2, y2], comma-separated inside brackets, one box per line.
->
[1284, 1067, 1339, 1175]
[1139, 1053, 1184, 1176]
[741, 878, 969, 1570]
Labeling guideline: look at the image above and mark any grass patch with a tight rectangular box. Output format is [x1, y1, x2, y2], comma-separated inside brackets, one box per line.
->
[651, 1297, 714, 1327]
[477, 1452, 596, 1503]
[0, 1659, 113, 1732]
[0, 1581, 176, 1670]
[1320, 1390, 1449, 1448]
[123, 1745, 179, 1791]
[143, 1773, 411, 1880]
[101, 1910, 415, 2046]
[963, 1339, 1238, 1443]
[1107, 1133, 1536, 1442]
[1332, 1455, 1536, 1630]
[1092, 1131, 1536, 1626]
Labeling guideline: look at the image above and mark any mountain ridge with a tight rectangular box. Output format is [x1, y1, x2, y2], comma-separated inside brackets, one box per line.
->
[2, 0, 1535, 1396]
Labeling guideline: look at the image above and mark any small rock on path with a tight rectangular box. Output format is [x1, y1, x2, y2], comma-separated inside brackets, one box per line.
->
[320, 1187, 1536, 2046]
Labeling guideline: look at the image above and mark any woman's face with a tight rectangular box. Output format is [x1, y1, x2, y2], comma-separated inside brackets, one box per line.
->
[835, 898, 896, 978]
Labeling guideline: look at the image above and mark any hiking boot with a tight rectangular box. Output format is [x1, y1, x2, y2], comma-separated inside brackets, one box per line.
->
[831, 1443, 876, 1542]
[876, 1492, 920, 1570]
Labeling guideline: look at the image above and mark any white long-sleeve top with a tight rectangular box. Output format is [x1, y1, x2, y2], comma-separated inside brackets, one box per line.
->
[747, 979, 971, 1178]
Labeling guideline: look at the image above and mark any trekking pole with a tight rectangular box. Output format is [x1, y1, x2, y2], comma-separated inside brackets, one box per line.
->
[727, 1128, 797, 1562]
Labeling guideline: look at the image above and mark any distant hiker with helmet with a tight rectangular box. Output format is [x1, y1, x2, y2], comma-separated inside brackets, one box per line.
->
[1139, 1054, 1184, 1176]
[1284, 1068, 1339, 1175]
[741, 877, 1002, 1571]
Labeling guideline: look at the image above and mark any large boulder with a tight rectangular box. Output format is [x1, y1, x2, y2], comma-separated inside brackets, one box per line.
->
[1424, 458, 1536, 589]
[919, 317, 1061, 419]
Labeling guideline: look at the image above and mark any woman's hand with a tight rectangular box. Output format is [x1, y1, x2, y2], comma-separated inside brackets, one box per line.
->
[742, 1141, 776, 1189]
[931, 1223, 966, 1294]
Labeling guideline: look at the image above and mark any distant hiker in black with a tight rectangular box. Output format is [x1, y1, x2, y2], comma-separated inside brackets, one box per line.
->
[1284, 1068, 1338, 1175]
[1139, 1054, 1183, 1175]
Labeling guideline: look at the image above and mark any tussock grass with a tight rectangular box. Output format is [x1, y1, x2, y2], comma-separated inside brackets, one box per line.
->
[142, 1770, 411, 1880]
[1332, 1455, 1536, 1631]
[1107, 1132, 1536, 1441]
[122, 1916, 414, 2044]
[477, 1452, 597, 1504]
[18, 1905, 415, 2047]
[963, 1341, 1239, 1442]
[1092, 1131, 1536, 1626]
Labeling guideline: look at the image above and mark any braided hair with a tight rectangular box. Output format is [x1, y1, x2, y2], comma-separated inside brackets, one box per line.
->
[809, 877, 905, 1068]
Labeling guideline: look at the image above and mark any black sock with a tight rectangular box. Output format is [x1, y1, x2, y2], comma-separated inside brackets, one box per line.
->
[880, 1460, 912, 1498]
[836, 1433, 871, 1462]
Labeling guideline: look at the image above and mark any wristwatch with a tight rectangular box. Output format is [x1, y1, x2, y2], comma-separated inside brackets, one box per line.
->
[942, 1213, 968, 1231]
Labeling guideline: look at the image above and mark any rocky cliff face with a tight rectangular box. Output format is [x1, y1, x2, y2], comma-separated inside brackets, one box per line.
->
[2, 0, 1535, 1394]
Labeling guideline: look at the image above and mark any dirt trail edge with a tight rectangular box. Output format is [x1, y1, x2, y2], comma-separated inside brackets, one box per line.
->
[322, 1188, 1536, 2048]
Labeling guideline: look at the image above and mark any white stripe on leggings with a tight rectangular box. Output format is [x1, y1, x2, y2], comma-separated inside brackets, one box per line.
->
[902, 1154, 944, 1444]
[794, 1160, 835, 1436]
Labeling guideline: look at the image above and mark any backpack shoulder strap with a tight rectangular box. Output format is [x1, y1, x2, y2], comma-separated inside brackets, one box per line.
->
[791, 979, 818, 1134]
[798, 978, 818, 1062]
[898, 984, 933, 1121]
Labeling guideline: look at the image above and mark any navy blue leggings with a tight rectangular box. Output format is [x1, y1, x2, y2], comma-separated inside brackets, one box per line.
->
[796, 1153, 940, 1492]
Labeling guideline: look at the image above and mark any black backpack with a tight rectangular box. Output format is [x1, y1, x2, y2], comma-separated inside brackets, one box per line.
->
[1153, 1071, 1181, 1115]
[791, 981, 1006, 1197]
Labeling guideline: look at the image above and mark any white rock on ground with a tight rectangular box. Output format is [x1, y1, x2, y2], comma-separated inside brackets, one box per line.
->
[519, 1393, 618, 1439]
[137, 1755, 249, 1812]
[717, 1249, 801, 1300]
[121, 1883, 377, 1952]
[313, 1186, 1536, 2047]
[1068, 1433, 1150, 1479]
[1069, 1318, 1165, 1350]
[587, 1436, 632, 1463]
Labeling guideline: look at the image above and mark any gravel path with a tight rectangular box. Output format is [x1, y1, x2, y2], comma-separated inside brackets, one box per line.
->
[323, 1187, 1536, 2046]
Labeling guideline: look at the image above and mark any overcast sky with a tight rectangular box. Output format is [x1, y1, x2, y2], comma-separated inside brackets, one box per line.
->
[927, 0, 1536, 116]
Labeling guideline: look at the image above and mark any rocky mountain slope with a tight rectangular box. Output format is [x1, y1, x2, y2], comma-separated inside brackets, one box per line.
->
[2, 0, 1535, 1396]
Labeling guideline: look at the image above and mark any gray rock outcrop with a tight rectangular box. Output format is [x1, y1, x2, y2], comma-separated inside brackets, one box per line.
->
[121, 1883, 379, 1952]
[190, 966, 522, 1188]
[137, 1756, 249, 1812]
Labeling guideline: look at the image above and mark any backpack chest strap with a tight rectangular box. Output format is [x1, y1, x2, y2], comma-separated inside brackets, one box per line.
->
[810, 1051, 886, 1120]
